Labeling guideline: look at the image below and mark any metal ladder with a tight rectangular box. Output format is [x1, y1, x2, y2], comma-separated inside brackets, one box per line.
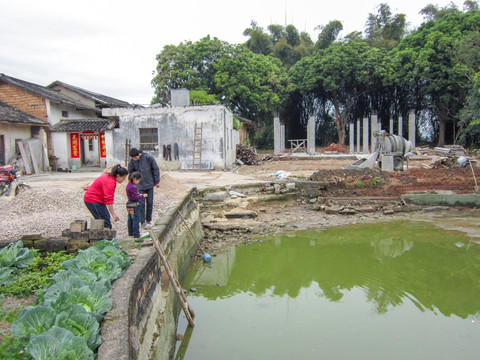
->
[192, 123, 202, 171]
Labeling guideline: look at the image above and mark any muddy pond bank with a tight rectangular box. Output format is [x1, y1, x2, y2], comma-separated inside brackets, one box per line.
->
[194, 181, 479, 256]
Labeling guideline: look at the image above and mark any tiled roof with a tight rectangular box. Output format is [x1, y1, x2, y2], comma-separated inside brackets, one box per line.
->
[0, 74, 99, 113]
[236, 116, 254, 126]
[47, 81, 131, 108]
[0, 100, 48, 126]
[50, 119, 117, 132]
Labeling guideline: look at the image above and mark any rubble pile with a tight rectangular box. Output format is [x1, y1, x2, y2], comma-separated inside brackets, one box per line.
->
[427, 156, 459, 169]
[0, 187, 178, 242]
[323, 143, 349, 154]
[236, 144, 260, 165]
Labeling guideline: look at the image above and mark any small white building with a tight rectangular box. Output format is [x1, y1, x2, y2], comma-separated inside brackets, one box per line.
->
[103, 102, 239, 170]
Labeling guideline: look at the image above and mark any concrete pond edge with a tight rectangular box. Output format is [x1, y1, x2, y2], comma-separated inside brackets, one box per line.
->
[98, 188, 202, 360]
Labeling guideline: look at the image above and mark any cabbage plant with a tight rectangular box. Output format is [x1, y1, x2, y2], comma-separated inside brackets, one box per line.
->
[0, 241, 34, 285]
[11, 239, 131, 359]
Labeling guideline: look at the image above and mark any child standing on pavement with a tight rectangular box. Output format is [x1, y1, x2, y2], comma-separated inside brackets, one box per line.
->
[126, 172, 148, 240]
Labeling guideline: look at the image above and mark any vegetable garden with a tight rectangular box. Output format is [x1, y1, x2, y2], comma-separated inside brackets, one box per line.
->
[0, 240, 131, 360]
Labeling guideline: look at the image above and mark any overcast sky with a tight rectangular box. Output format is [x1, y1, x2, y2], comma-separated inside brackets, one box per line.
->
[0, 0, 466, 105]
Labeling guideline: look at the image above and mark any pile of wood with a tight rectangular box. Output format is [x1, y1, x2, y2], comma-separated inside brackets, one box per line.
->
[423, 156, 458, 169]
[236, 144, 260, 165]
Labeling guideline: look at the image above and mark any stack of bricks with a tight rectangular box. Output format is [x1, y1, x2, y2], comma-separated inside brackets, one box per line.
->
[17, 219, 116, 253]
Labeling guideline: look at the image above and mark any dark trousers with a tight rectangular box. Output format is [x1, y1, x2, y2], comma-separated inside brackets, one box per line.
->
[126, 201, 141, 238]
[138, 187, 154, 223]
[84, 201, 112, 229]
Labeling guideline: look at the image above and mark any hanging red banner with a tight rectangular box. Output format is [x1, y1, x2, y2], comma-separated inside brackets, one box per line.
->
[70, 133, 80, 158]
[99, 132, 106, 158]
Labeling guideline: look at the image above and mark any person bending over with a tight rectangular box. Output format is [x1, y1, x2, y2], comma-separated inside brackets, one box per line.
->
[84, 164, 128, 229]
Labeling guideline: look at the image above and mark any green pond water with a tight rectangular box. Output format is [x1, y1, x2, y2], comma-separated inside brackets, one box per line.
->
[175, 215, 480, 360]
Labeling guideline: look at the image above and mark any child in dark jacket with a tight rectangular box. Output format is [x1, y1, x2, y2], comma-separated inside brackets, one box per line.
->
[126, 172, 148, 239]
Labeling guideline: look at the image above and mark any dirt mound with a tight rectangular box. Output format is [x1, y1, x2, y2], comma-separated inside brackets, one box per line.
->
[158, 173, 190, 198]
[323, 143, 349, 153]
[309, 166, 480, 197]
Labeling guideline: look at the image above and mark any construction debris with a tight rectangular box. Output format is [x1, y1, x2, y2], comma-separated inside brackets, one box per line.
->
[323, 143, 349, 154]
[236, 144, 260, 165]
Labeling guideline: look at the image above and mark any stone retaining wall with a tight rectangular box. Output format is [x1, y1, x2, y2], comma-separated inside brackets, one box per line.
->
[98, 188, 202, 360]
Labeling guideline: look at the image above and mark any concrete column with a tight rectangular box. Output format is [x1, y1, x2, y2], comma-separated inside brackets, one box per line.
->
[307, 116, 315, 155]
[398, 116, 403, 137]
[274, 117, 281, 155]
[408, 110, 416, 148]
[363, 117, 369, 153]
[389, 118, 394, 134]
[371, 115, 378, 152]
[280, 125, 285, 153]
[356, 119, 361, 153]
[349, 122, 354, 154]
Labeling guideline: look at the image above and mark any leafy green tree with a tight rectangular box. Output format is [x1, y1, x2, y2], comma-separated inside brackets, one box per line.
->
[290, 41, 389, 145]
[457, 89, 480, 147]
[420, 2, 460, 21]
[190, 90, 219, 105]
[391, 11, 480, 146]
[315, 20, 343, 50]
[464, 0, 480, 11]
[245, 22, 314, 68]
[151, 36, 231, 105]
[243, 21, 273, 55]
[365, 3, 407, 49]
[214, 46, 289, 122]
[267, 24, 286, 45]
[454, 28, 480, 146]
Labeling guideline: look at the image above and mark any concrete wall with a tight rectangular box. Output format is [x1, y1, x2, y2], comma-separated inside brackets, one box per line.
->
[98, 190, 202, 360]
[0, 123, 31, 164]
[103, 105, 236, 170]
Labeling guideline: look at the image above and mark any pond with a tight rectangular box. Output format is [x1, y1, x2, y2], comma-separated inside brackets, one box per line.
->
[174, 214, 480, 360]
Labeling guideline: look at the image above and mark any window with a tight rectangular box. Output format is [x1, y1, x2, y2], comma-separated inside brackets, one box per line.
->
[88, 139, 94, 151]
[62, 111, 69, 118]
[139, 128, 158, 151]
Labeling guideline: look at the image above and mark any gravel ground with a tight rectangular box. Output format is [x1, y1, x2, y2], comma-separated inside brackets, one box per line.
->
[0, 186, 179, 242]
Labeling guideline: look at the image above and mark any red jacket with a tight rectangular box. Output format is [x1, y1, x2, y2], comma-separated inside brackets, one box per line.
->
[84, 174, 117, 205]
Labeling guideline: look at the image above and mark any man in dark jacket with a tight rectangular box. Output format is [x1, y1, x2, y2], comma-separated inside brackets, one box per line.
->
[128, 148, 160, 228]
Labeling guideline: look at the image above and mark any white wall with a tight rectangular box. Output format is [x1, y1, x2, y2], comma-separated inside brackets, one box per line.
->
[46, 100, 97, 126]
[82, 137, 99, 165]
[104, 105, 237, 170]
[0, 123, 31, 164]
[52, 132, 69, 169]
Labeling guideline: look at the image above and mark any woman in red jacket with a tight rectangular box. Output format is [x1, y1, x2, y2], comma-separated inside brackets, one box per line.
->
[84, 164, 128, 229]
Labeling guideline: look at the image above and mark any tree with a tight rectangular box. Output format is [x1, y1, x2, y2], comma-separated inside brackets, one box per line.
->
[315, 20, 343, 50]
[290, 41, 389, 145]
[214, 46, 289, 121]
[391, 11, 480, 146]
[243, 21, 273, 55]
[420, 2, 460, 21]
[365, 3, 407, 49]
[151, 36, 231, 105]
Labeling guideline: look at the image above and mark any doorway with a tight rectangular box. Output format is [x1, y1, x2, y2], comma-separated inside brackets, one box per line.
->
[0, 135, 5, 165]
